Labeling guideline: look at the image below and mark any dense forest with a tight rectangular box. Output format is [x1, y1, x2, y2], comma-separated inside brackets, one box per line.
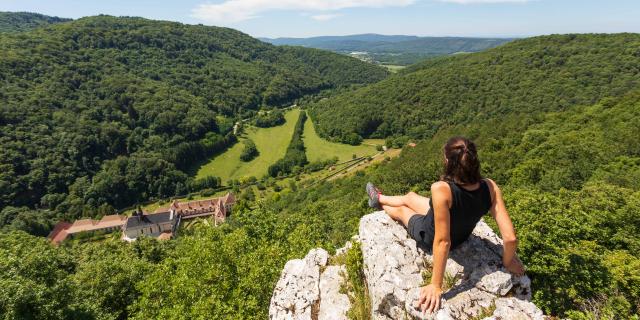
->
[0, 14, 388, 233]
[0, 12, 71, 33]
[309, 33, 640, 144]
[1, 13, 639, 320]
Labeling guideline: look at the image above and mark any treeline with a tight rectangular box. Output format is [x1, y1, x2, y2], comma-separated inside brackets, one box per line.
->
[0, 14, 388, 234]
[309, 34, 640, 144]
[0, 12, 71, 32]
[253, 110, 285, 128]
[169, 132, 238, 170]
[268, 112, 308, 177]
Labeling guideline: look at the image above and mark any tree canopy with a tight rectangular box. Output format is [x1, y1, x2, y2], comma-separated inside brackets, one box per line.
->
[0, 12, 71, 33]
[309, 33, 640, 144]
[0, 15, 388, 232]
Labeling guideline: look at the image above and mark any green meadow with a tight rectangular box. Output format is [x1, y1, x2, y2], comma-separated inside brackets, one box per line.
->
[196, 109, 301, 182]
[195, 108, 379, 183]
[303, 113, 378, 163]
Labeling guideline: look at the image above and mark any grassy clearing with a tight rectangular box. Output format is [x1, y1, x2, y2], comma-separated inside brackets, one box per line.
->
[381, 64, 406, 73]
[304, 113, 378, 163]
[196, 109, 301, 182]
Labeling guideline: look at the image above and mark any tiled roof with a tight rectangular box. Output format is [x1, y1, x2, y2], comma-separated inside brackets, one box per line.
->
[65, 215, 127, 234]
[97, 215, 128, 228]
[125, 212, 174, 229]
[48, 215, 126, 244]
[157, 232, 173, 240]
[48, 221, 72, 245]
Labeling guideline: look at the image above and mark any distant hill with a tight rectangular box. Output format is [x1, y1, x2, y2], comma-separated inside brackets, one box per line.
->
[0, 11, 71, 32]
[261, 33, 514, 65]
[0, 15, 387, 223]
[308, 33, 640, 143]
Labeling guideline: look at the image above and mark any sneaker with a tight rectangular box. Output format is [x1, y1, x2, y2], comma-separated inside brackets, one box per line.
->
[366, 182, 382, 209]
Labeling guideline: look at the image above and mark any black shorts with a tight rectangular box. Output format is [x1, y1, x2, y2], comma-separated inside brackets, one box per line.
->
[407, 212, 435, 252]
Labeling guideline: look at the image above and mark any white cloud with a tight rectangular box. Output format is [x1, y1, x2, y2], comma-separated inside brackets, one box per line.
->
[191, 0, 416, 24]
[311, 13, 342, 21]
[438, 0, 530, 3]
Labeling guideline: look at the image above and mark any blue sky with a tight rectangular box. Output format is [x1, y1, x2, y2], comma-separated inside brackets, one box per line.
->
[1, 0, 639, 38]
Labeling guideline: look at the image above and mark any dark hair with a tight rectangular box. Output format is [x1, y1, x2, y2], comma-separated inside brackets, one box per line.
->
[441, 136, 481, 185]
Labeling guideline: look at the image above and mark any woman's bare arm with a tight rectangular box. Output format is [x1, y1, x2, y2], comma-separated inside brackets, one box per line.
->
[430, 181, 452, 288]
[486, 179, 524, 275]
[416, 181, 451, 313]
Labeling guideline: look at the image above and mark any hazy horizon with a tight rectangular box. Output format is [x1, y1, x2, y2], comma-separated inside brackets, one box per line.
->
[2, 0, 639, 39]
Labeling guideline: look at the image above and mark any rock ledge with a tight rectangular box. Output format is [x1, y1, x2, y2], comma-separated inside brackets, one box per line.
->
[269, 211, 546, 320]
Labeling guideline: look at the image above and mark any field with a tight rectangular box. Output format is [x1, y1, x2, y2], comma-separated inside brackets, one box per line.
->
[381, 64, 406, 73]
[195, 108, 383, 185]
[196, 109, 301, 182]
[303, 113, 379, 163]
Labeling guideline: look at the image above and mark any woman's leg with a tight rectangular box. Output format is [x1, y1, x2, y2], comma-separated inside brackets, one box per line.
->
[379, 192, 431, 215]
[383, 204, 417, 227]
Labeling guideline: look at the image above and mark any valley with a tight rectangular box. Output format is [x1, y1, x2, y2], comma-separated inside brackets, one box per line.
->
[195, 107, 381, 183]
[1, 11, 639, 320]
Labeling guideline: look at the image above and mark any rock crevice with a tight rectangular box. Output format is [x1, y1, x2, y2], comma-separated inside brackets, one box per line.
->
[269, 211, 545, 320]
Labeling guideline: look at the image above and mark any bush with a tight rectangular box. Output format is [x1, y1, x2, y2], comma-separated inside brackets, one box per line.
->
[253, 110, 285, 128]
[240, 139, 259, 162]
[200, 188, 215, 197]
[189, 176, 221, 192]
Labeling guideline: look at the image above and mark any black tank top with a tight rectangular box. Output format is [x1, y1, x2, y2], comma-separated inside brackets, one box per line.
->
[424, 179, 493, 248]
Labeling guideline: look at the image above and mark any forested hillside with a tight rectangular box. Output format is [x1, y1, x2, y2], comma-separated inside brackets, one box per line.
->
[309, 33, 640, 144]
[0, 15, 388, 234]
[0, 12, 71, 33]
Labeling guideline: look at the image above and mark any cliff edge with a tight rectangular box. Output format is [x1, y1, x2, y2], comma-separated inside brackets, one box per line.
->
[269, 211, 545, 320]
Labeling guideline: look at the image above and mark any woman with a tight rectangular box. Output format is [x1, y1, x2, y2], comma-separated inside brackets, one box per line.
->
[365, 136, 525, 314]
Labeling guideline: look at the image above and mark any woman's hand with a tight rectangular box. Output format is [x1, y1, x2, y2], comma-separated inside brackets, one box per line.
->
[504, 256, 525, 276]
[415, 284, 443, 314]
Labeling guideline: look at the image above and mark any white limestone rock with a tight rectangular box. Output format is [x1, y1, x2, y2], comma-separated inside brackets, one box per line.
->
[360, 211, 543, 320]
[358, 210, 427, 319]
[319, 265, 351, 320]
[269, 248, 328, 320]
[485, 297, 546, 320]
[270, 211, 546, 320]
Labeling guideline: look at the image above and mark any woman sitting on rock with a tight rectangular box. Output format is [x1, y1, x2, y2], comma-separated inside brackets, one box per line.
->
[366, 136, 525, 314]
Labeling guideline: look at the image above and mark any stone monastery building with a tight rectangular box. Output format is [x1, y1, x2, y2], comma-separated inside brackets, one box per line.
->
[48, 193, 235, 244]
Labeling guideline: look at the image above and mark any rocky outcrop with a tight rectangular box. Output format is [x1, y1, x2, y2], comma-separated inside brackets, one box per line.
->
[269, 248, 329, 319]
[319, 265, 351, 320]
[270, 211, 546, 320]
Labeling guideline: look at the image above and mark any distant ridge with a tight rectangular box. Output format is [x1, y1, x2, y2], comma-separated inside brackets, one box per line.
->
[0, 11, 72, 32]
[260, 33, 421, 45]
[261, 33, 515, 65]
